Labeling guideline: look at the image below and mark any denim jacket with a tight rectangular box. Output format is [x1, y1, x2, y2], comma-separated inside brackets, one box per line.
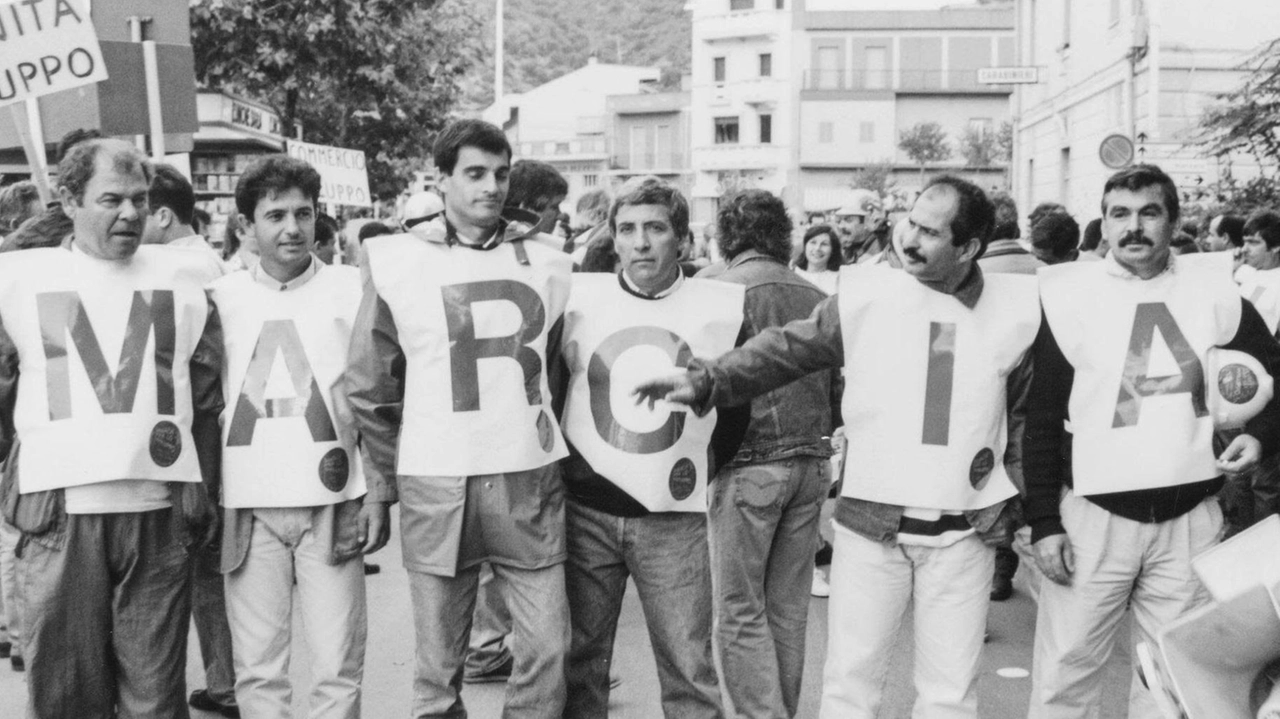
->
[696, 250, 838, 465]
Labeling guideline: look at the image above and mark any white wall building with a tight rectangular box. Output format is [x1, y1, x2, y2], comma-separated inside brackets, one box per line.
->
[1012, 0, 1280, 221]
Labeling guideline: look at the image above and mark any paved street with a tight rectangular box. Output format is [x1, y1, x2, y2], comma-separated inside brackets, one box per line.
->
[0, 506, 1132, 718]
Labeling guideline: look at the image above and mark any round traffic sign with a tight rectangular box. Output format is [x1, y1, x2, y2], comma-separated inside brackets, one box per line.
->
[1099, 134, 1135, 169]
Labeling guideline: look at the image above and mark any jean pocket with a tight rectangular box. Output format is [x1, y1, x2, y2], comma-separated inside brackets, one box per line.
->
[729, 465, 786, 511]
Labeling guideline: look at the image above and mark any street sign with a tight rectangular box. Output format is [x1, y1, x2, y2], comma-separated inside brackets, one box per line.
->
[286, 140, 373, 208]
[1099, 134, 1135, 169]
[977, 67, 1039, 85]
[0, 0, 109, 109]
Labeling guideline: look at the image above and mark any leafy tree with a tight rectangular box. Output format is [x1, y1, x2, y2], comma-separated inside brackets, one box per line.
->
[958, 126, 998, 167]
[899, 122, 952, 179]
[996, 121, 1013, 163]
[848, 161, 896, 197]
[191, 0, 484, 200]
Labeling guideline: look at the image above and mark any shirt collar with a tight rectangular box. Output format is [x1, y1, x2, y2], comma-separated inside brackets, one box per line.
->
[1104, 248, 1174, 280]
[251, 255, 319, 291]
[620, 267, 684, 299]
[724, 248, 786, 270]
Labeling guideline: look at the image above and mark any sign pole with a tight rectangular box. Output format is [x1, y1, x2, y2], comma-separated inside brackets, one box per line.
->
[142, 40, 166, 159]
[11, 100, 54, 205]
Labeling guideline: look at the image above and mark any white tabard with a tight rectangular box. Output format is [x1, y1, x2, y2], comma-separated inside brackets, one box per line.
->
[363, 233, 573, 476]
[0, 246, 216, 493]
[210, 265, 368, 508]
[1039, 254, 1242, 495]
[1236, 265, 1280, 338]
[560, 274, 745, 512]
[837, 264, 1039, 510]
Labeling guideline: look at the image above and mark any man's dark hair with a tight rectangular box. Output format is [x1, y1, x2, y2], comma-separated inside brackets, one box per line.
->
[575, 188, 611, 228]
[315, 212, 339, 247]
[1245, 210, 1280, 250]
[0, 181, 41, 232]
[609, 177, 690, 245]
[148, 164, 196, 226]
[56, 128, 102, 163]
[794, 224, 843, 271]
[1, 205, 73, 252]
[1031, 213, 1080, 259]
[1028, 202, 1066, 229]
[358, 221, 396, 243]
[716, 189, 793, 262]
[58, 139, 154, 203]
[1171, 232, 1201, 254]
[234, 155, 321, 220]
[222, 213, 242, 260]
[1100, 164, 1179, 221]
[579, 228, 619, 273]
[433, 119, 512, 176]
[920, 175, 996, 255]
[506, 160, 568, 213]
[991, 192, 1020, 241]
[1216, 214, 1246, 248]
[192, 208, 212, 235]
[1080, 218, 1103, 251]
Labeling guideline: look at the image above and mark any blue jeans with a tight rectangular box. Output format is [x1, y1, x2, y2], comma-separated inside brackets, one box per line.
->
[191, 540, 237, 705]
[563, 499, 723, 719]
[709, 457, 828, 719]
[20, 508, 193, 719]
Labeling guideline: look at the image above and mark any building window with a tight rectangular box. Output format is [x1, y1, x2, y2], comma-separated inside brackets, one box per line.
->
[968, 117, 994, 137]
[819, 121, 834, 144]
[583, 174, 599, 187]
[759, 53, 772, 78]
[714, 57, 726, 84]
[865, 47, 888, 89]
[715, 117, 740, 144]
[775, 0, 784, 7]
[859, 122, 874, 143]
[760, 114, 773, 144]
[730, 0, 753, 10]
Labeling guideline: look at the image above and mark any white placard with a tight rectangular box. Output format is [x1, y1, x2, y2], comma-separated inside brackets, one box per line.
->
[0, 0, 108, 109]
[285, 139, 372, 207]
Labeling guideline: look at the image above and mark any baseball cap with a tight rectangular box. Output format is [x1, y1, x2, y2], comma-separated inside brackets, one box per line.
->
[402, 191, 445, 226]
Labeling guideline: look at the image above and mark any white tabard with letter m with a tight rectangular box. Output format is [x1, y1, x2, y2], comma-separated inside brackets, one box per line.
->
[210, 265, 367, 508]
[837, 265, 1039, 510]
[0, 247, 214, 493]
[560, 275, 744, 512]
[1039, 255, 1242, 495]
[363, 233, 572, 476]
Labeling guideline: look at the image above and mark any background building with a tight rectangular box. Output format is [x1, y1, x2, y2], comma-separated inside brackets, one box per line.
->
[607, 79, 693, 194]
[1011, 0, 1280, 222]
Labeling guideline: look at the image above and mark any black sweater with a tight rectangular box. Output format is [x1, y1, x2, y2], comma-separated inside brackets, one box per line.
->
[1023, 298, 1280, 542]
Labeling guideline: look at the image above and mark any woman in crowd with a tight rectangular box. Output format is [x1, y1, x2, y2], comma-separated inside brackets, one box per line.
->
[792, 223, 842, 295]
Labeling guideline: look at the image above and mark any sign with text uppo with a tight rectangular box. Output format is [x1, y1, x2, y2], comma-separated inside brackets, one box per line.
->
[286, 140, 372, 208]
[0, 0, 108, 108]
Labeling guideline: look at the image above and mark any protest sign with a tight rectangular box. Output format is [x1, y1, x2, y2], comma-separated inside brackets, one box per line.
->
[285, 140, 372, 208]
[0, 0, 108, 108]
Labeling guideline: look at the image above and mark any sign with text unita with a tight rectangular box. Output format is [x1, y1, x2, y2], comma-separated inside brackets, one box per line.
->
[0, 0, 108, 108]
[285, 140, 372, 208]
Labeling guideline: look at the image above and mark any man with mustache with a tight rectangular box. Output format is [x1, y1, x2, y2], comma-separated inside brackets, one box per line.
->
[1024, 165, 1280, 718]
[347, 119, 573, 718]
[635, 176, 1038, 718]
[0, 138, 224, 718]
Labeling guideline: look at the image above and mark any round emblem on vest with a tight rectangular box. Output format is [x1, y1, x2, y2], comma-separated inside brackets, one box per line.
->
[669, 457, 697, 501]
[1218, 363, 1260, 404]
[149, 421, 182, 467]
[318, 448, 350, 492]
[969, 448, 996, 491]
[536, 410, 555, 452]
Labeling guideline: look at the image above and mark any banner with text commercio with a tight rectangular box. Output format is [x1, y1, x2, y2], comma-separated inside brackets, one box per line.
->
[0, 0, 109, 108]
[286, 139, 373, 208]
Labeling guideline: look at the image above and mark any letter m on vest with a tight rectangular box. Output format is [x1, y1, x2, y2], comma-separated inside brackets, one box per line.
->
[38, 290, 176, 421]
[1113, 302, 1208, 428]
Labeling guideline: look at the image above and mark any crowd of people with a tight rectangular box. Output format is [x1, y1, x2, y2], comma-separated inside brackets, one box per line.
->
[0, 115, 1278, 719]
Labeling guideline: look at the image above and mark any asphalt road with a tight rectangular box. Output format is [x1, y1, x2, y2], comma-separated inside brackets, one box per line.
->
[0, 505, 1134, 718]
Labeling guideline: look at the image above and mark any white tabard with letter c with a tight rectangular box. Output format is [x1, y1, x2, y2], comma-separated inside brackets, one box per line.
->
[837, 264, 1039, 511]
[1039, 254, 1241, 495]
[559, 274, 744, 512]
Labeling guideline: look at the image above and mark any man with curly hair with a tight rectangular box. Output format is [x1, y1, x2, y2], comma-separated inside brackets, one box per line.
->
[696, 189, 839, 719]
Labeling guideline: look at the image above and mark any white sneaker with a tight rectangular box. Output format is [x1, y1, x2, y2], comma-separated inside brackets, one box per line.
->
[811, 568, 830, 598]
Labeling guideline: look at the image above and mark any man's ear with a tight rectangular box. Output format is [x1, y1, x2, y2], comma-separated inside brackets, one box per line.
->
[958, 235, 983, 263]
[154, 206, 174, 230]
[58, 186, 77, 217]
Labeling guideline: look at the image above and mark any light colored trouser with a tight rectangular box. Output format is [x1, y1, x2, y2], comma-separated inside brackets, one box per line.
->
[820, 525, 994, 719]
[225, 507, 367, 719]
[1, 519, 20, 654]
[1029, 492, 1222, 719]
[465, 563, 512, 676]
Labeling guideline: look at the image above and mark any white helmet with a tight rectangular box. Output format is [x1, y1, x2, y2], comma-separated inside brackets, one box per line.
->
[1205, 347, 1275, 430]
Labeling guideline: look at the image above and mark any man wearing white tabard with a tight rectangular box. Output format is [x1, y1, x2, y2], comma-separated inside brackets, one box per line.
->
[1236, 211, 1280, 338]
[636, 176, 1037, 718]
[210, 155, 391, 719]
[1025, 165, 1280, 719]
[556, 179, 746, 718]
[347, 120, 573, 718]
[0, 139, 225, 718]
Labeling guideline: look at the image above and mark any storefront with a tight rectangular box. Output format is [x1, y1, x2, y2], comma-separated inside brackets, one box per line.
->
[191, 91, 286, 248]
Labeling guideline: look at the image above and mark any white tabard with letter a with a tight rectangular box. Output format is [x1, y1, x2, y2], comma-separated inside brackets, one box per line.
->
[560, 274, 744, 512]
[210, 264, 367, 508]
[837, 264, 1039, 510]
[363, 232, 573, 476]
[0, 247, 215, 493]
[1039, 254, 1242, 495]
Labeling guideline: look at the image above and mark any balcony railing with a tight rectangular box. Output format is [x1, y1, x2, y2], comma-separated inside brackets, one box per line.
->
[803, 69, 1015, 92]
[517, 138, 610, 158]
[611, 153, 689, 172]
